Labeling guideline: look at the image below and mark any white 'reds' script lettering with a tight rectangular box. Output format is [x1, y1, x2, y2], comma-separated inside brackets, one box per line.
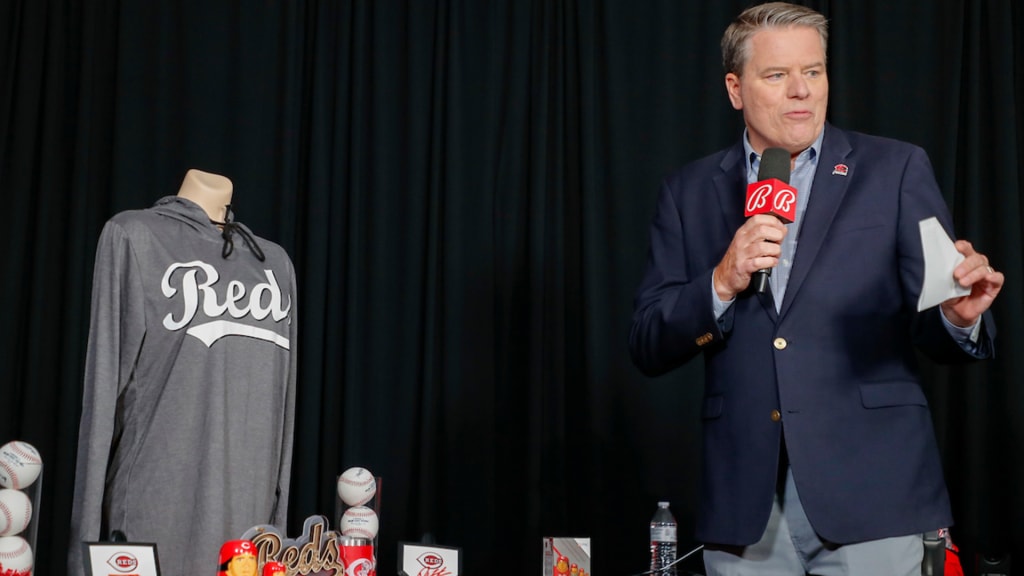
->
[161, 260, 292, 349]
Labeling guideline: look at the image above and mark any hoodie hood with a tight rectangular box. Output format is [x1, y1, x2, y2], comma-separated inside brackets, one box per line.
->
[151, 196, 266, 261]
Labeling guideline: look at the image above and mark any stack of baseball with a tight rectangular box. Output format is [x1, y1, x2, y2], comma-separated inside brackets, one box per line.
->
[336, 466, 380, 541]
[0, 440, 42, 576]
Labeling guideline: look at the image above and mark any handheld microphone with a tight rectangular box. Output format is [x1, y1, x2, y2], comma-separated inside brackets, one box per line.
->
[744, 147, 797, 293]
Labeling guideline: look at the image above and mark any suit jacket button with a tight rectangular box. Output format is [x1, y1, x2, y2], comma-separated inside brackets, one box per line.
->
[770, 409, 782, 422]
[773, 337, 787, 350]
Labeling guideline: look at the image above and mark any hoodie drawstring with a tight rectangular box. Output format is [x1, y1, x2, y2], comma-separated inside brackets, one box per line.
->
[210, 205, 266, 262]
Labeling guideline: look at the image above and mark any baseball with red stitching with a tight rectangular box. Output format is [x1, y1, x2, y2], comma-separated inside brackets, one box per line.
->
[0, 490, 32, 537]
[340, 505, 379, 539]
[0, 535, 33, 576]
[0, 442, 42, 490]
[337, 467, 377, 507]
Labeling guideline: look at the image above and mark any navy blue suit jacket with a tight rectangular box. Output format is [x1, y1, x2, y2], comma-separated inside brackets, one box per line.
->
[630, 124, 995, 546]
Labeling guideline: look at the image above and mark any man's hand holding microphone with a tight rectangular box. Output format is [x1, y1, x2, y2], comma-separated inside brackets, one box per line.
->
[714, 147, 796, 301]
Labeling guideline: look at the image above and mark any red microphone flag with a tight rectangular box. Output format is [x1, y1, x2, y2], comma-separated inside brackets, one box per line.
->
[744, 178, 797, 223]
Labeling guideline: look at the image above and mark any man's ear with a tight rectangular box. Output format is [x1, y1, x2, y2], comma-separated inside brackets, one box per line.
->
[725, 73, 743, 111]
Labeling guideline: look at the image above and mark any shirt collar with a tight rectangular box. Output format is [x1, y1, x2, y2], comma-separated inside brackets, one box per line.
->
[743, 127, 825, 176]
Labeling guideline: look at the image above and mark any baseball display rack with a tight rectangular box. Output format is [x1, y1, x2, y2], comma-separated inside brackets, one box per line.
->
[335, 467, 382, 576]
[0, 440, 44, 576]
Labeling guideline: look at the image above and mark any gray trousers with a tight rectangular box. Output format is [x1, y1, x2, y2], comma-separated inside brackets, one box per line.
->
[703, 467, 924, 576]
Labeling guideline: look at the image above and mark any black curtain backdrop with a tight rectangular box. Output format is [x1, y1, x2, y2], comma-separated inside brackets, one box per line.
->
[1, 1, 1021, 575]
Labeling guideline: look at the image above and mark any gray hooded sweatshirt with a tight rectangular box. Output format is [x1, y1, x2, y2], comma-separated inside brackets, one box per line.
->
[69, 196, 297, 575]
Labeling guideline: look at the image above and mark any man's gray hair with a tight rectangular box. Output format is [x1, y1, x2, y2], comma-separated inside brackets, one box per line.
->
[721, 2, 829, 75]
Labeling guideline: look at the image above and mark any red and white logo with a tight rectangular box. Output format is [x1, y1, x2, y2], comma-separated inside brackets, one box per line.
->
[345, 557, 374, 576]
[415, 551, 452, 576]
[417, 552, 444, 569]
[107, 551, 139, 572]
[832, 163, 849, 176]
[745, 179, 797, 223]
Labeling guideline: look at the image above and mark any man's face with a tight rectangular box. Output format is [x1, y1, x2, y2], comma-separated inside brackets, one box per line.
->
[725, 25, 828, 155]
[226, 554, 257, 576]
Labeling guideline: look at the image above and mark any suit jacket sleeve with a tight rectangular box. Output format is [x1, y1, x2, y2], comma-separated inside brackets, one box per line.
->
[897, 147, 997, 362]
[629, 175, 729, 377]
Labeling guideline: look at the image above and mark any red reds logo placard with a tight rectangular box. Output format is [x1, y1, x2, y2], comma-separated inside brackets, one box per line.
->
[107, 551, 140, 572]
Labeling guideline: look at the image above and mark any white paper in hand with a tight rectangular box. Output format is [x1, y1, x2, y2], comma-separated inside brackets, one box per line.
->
[917, 217, 970, 311]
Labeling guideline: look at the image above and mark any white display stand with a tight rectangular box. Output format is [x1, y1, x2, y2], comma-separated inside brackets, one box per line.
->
[399, 542, 462, 576]
[82, 543, 161, 576]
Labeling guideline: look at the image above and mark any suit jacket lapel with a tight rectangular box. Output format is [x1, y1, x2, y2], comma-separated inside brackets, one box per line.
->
[779, 125, 854, 317]
[715, 143, 747, 234]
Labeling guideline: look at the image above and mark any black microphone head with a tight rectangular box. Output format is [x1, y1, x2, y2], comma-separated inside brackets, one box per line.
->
[757, 147, 791, 183]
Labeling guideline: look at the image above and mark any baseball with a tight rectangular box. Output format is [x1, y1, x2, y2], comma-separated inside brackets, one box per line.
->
[340, 506, 379, 540]
[0, 490, 32, 537]
[337, 467, 376, 507]
[0, 536, 33, 576]
[0, 442, 42, 490]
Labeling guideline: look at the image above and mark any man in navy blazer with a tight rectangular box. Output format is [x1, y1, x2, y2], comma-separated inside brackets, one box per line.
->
[629, 3, 1004, 575]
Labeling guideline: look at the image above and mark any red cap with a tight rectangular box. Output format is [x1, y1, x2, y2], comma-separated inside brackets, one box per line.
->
[219, 540, 257, 572]
[263, 561, 287, 576]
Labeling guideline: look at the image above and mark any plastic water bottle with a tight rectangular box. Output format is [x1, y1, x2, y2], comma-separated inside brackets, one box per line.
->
[650, 501, 678, 574]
